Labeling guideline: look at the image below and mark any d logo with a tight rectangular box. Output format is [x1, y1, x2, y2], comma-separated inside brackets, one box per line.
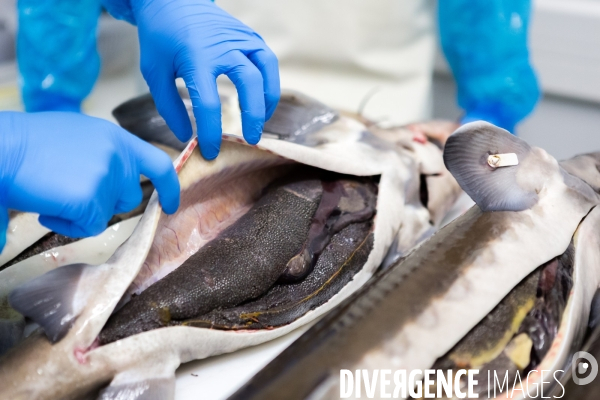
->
[572, 352, 599, 386]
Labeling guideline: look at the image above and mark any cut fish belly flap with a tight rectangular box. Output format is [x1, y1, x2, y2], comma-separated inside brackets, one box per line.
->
[99, 179, 325, 344]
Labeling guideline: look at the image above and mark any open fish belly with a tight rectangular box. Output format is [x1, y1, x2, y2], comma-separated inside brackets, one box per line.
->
[230, 206, 582, 400]
[451, 205, 600, 400]
[418, 243, 574, 398]
[100, 179, 324, 342]
[100, 175, 378, 343]
[543, 207, 600, 399]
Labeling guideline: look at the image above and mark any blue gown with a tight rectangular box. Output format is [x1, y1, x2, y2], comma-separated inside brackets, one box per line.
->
[17, 0, 540, 133]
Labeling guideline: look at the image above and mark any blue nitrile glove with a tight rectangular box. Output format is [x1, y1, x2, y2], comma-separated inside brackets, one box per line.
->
[0, 111, 180, 252]
[102, 0, 280, 160]
[17, 0, 102, 112]
[439, 0, 541, 134]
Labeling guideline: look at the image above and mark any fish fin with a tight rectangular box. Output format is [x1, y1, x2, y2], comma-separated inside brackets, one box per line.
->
[443, 121, 539, 212]
[560, 153, 600, 193]
[98, 373, 175, 400]
[8, 263, 88, 343]
[112, 91, 190, 151]
[263, 90, 339, 141]
[561, 169, 600, 204]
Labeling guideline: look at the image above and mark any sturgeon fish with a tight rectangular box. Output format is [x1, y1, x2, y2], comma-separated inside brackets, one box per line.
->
[417, 203, 600, 399]
[227, 123, 600, 400]
[0, 90, 460, 399]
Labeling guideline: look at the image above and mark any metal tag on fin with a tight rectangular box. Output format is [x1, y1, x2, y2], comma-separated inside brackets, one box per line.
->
[488, 153, 519, 168]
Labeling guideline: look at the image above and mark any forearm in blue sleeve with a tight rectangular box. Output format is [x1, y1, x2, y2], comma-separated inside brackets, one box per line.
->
[100, 0, 216, 25]
[100, 0, 137, 25]
[17, 0, 102, 112]
[439, 0, 540, 132]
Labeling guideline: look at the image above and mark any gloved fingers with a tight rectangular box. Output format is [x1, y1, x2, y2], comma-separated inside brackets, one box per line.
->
[128, 136, 180, 214]
[0, 205, 8, 253]
[114, 180, 144, 215]
[39, 215, 107, 238]
[246, 48, 280, 120]
[182, 71, 222, 160]
[224, 51, 266, 145]
[142, 62, 194, 142]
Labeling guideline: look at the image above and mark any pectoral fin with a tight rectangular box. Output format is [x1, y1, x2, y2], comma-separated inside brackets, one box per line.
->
[443, 121, 539, 212]
[263, 90, 339, 141]
[112, 90, 190, 151]
[8, 263, 90, 343]
[560, 152, 600, 193]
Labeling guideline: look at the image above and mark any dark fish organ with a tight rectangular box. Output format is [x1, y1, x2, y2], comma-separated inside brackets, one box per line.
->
[279, 180, 376, 283]
[178, 222, 374, 330]
[422, 243, 574, 398]
[99, 179, 324, 343]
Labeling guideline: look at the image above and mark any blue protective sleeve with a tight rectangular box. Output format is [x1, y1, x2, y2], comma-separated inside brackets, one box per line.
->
[17, 0, 102, 112]
[99, 0, 216, 25]
[100, 0, 137, 25]
[439, 0, 541, 133]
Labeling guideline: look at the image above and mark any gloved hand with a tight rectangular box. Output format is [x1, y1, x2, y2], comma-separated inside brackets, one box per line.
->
[0, 111, 180, 251]
[103, 0, 280, 160]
